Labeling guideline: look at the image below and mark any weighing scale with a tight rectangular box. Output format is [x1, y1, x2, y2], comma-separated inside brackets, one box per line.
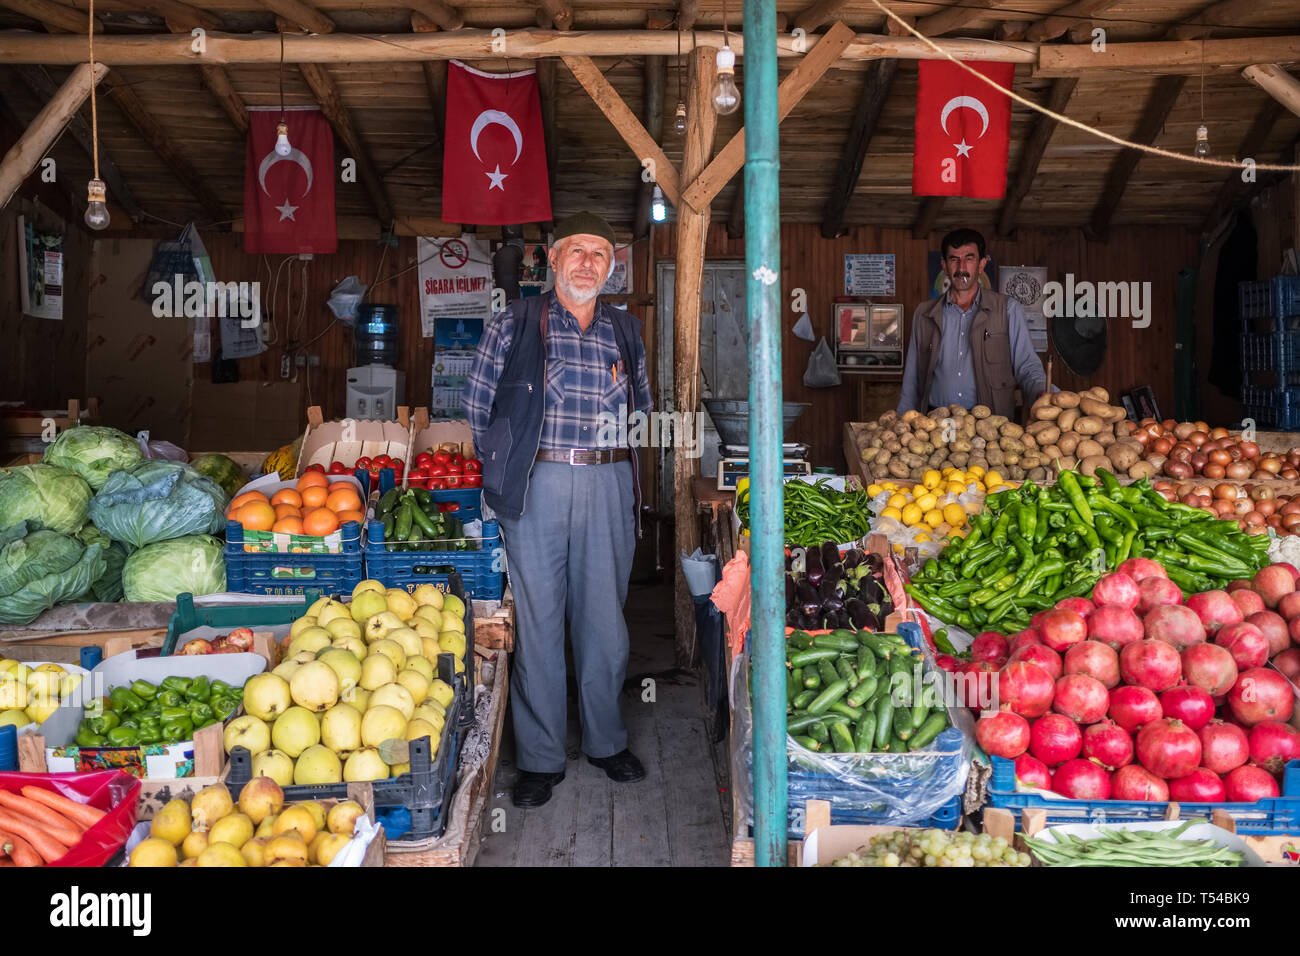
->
[717, 442, 811, 490]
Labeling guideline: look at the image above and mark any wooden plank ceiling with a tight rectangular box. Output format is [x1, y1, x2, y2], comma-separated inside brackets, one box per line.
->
[1, 0, 1298, 233]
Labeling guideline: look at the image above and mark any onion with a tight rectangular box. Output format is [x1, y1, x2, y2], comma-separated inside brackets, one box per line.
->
[1134, 429, 1151, 447]
[1170, 445, 1194, 464]
[1162, 419, 1177, 432]
[1194, 421, 1210, 433]
[1250, 484, 1275, 501]
[1153, 479, 1173, 492]
[1164, 460, 1193, 479]
[1245, 511, 1266, 527]
[1282, 512, 1300, 531]
[1253, 470, 1274, 481]
[1152, 437, 1174, 456]
[1284, 469, 1299, 480]
[1147, 454, 1168, 470]
[1227, 461, 1253, 479]
[1256, 498, 1277, 517]
[1204, 463, 1227, 479]
[1179, 493, 1199, 506]
[1208, 448, 1231, 467]
[1210, 427, 1230, 440]
[1160, 489, 1178, 502]
[1228, 444, 1244, 461]
[1239, 441, 1259, 459]
[1267, 514, 1284, 530]
[1174, 422, 1196, 440]
[1190, 451, 1208, 470]
[1259, 457, 1283, 474]
[1213, 483, 1237, 500]
[1214, 500, 1236, 517]
[1280, 500, 1300, 515]
[1189, 431, 1209, 447]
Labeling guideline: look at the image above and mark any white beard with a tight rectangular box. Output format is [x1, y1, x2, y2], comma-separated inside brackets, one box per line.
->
[555, 263, 614, 305]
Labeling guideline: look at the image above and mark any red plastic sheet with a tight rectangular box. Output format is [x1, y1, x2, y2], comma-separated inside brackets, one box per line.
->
[0, 770, 141, 867]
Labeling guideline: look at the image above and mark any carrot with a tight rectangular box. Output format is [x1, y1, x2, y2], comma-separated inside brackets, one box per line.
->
[0, 792, 83, 838]
[20, 786, 105, 829]
[0, 810, 69, 862]
[0, 829, 43, 867]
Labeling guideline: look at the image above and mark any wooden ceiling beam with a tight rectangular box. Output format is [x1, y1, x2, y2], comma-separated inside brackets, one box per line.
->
[915, 0, 1004, 38]
[420, 60, 447, 140]
[793, 0, 847, 34]
[195, 63, 247, 134]
[536, 56, 558, 225]
[1170, 0, 1263, 41]
[534, 0, 571, 31]
[1201, 97, 1285, 232]
[261, 0, 333, 35]
[997, 76, 1078, 237]
[1025, 0, 1120, 44]
[1038, 36, 1300, 76]
[911, 196, 945, 240]
[1243, 63, 1300, 120]
[406, 0, 461, 31]
[820, 55, 897, 239]
[0, 0, 99, 33]
[1085, 74, 1186, 241]
[677, 0, 697, 31]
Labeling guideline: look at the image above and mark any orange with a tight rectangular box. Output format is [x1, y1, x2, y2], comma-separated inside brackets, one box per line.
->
[239, 500, 276, 532]
[274, 503, 301, 520]
[301, 485, 329, 509]
[335, 509, 365, 527]
[272, 516, 304, 534]
[271, 488, 303, 508]
[297, 472, 329, 492]
[302, 509, 340, 536]
[231, 491, 270, 511]
[325, 487, 362, 513]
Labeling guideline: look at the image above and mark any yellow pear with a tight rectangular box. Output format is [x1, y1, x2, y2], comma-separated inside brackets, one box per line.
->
[0, 709, 28, 729]
[271, 660, 301, 682]
[271, 706, 321, 758]
[181, 829, 209, 859]
[343, 685, 371, 711]
[438, 631, 467, 660]
[343, 747, 390, 782]
[411, 583, 444, 610]
[251, 748, 294, 787]
[197, 842, 247, 867]
[179, 858, 198, 867]
[426, 678, 455, 709]
[238, 775, 285, 824]
[412, 605, 444, 627]
[316, 601, 353, 628]
[420, 636, 443, 662]
[191, 785, 234, 832]
[320, 702, 363, 756]
[351, 579, 386, 598]
[396, 668, 430, 704]
[272, 805, 317, 843]
[241, 836, 269, 867]
[33, 662, 64, 674]
[268, 859, 306, 868]
[350, 590, 389, 624]
[25, 670, 60, 702]
[385, 588, 418, 622]
[287, 627, 332, 658]
[0, 677, 26, 711]
[327, 800, 364, 836]
[440, 612, 465, 634]
[359, 653, 396, 691]
[325, 617, 363, 643]
[294, 744, 343, 784]
[289, 615, 320, 639]
[0, 659, 18, 674]
[360, 704, 407, 747]
[387, 627, 423, 658]
[298, 800, 327, 833]
[308, 831, 329, 864]
[404, 655, 434, 681]
[406, 717, 441, 743]
[58, 673, 84, 699]
[223, 714, 271, 755]
[6, 664, 31, 684]
[25, 697, 59, 725]
[209, 812, 254, 849]
[242, 673, 291, 721]
[391, 762, 411, 776]
[266, 833, 309, 866]
[367, 638, 406, 671]
[255, 816, 276, 839]
[413, 702, 446, 730]
[413, 617, 441, 641]
[315, 831, 353, 866]
[305, 595, 332, 617]
[364, 611, 406, 642]
[289, 660, 341, 712]
[369, 682, 415, 721]
[129, 837, 178, 867]
[151, 798, 192, 846]
[330, 633, 368, 660]
[440, 593, 466, 618]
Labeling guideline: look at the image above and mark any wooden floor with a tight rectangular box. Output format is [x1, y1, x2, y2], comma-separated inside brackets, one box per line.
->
[476, 573, 733, 867]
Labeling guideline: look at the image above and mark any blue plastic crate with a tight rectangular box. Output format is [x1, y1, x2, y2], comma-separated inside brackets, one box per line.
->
[1240, 384, 1300, 429]
[1239, 276, 1300, 330]
[1240, 330, 1300, 376]
[364, 518, 504, 600]
[778, 793, 963, 839]
[428, 486, 482, 522]
[987, 755, 1300, 835]
[224, 519, 365, 596]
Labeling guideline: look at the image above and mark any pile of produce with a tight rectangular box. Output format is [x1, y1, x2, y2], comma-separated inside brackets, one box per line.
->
[0, 784, 113, 866]
[827, 828, 1031, 867]
[1151, 479, 1300, 536]
[0, 521, 107, 625]
[785, 545, 893, 631]
[971, 561, 1299, 805]
[784, 630, 950, 754]
[869, 466, 1006, 547]
[42, 425, 143, 490]
[260, 438, 302, 482]
[120, 534, 225, 603]
[737, 477, 873, 548]
[228, 473, 364, 538]
[222, 582, 465, 786]
[73, 673, 243, 748]
[190, 453, 248, 499]
[0, 660, 84, 729]
[407, 448, 483, 491]
[1127, 420, 1300, 481]
[89, 459, 228, 548]
[1026, 388, 1149, 479]
[374, 487, 475, 552]
[906, 469, 1270, 634]
[129, 779, 365, 867]
[1025, 822, 1244, 867]
[178, 628, 254, 655]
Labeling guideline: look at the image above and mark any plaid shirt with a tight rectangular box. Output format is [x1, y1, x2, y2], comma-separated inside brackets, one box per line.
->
[463, 294, 653, 452]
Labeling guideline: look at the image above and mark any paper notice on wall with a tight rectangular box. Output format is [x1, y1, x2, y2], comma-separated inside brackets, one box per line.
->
[17, 216, 64, 320]
[219, 313, 265, 359]
[602, 244, 632, 295]
[1000, 265, 1049, 352]
[418, 234, 493, 338]
[192, 316, 212, 363]
[843, 253, 895, 297]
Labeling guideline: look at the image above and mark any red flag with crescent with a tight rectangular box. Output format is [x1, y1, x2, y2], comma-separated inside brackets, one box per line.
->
[244, 106, 336, 254]
[442, 61, 552, 225]
[912, 61, 1014, 199]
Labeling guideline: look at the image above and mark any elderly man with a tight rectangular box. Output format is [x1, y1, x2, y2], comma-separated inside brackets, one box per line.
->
[898, 228, 1047, 418]
[463, 212, 652, 809]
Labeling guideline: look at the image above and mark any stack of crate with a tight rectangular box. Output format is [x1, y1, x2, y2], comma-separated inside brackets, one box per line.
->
[1240, 276, 1300, 429]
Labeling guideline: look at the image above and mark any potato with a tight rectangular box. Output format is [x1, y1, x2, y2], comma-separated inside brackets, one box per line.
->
[1083, 386, 1110, 403]
[999, 422, 1025, 440]
[907, 439, 927, 456]
[1021, 432, 1039, 450]
[971, 405, 991, 419]
[987, 415, 1009, 430]
[1075, 439, 1105, 460]
[1008, 465, 1025, 480]
[1106, 441, 1141, 471]
[1102, 405, 1129, 424]
[951, 439, 972, 453]
[1079, 455, 1111, 477]
[1000, 438, 1025, 456]
[1096, 431, 1116, 448]
[887, 460, 910, 478]
[899, 452, 924, 469]
[975, 420, 1001, 442]
[1041, 444, 1063, 461]
[1128, 460, 1156, 480]
[1057, 433, 1081, 456]
[1056, 407, 1080, 432]
[902, 409, 920, 423]
[1034, 404, 1062, 421]
[986, 447, 1005, 465]
[1052, 391, 1081, 409]
[971, 437, 987, 450]
[884, 439, 902, 454]
[1058, 455, 1078, 471]
[917, 415, 938, 431]
[1073, 416, 1105, 436]
[1078, 397, 1112, 419]
[969, 455, 988, 471]
[879, 410, 898, 425]
[1026, 422, 1060, 446]
[1020, 453, 1041, 469]
[1028, 467, 1048, 482]
[873, 449, 891, 466]
[928, 451, 948, 468]
[949, 452, 969, 468]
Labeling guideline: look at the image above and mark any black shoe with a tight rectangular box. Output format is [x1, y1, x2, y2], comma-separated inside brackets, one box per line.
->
[587, 749, 646, 782]
[512, 770, 565, 808]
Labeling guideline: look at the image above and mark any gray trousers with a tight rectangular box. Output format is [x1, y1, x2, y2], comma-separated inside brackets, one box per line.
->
[498, 460, 636, 773]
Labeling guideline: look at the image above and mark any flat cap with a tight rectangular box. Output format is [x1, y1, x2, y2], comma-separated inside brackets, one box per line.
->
[553, 211, 615, 246]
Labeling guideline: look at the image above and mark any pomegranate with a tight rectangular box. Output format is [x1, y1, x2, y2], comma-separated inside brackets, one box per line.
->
[1082, 719, 1134, 770]
[1143, 604, 1206, 650]
[1055, 597, 1095, 618]
[1111, 764, 1170, 801]
[1274, 561, 1300, 581]
[1227, 667, 1295, 726]
[1108, 685, 1163, 734]
[1065, 640, 1120, 688]
[1247, 721, 1300, 774]
[1213, 621, 1270, 670]
[1180, 642, 1239, 696]
[1224, 764, 1281, 801]
[1159, 685, 1216, 730]
[1246, 610, 1291, 656]
[1136, 718, 1203, 779]
[1030, 713, 1083, 766]
[954, 661, 999, 710]
[1014, 753, 1051, 789]
[1276, 590, 1300, 620]
[1169, 768, 1226, 802]
[975, 710, 1031, 759]
[1120, 639, 1183, 692]
[1088, 605, 1145, 650]
[1185, 590, 1244, 633]
[1007, 628, 1043, 653]
[1272, 647, 1300, 682]
[1252, 563, 1296, 609]
[971, 632, 1010, 665]
[1197, 720, 1250, 774]
[1230, 588, 1267, 619]
[1052, 759, 1112, 800]
[1137, 576, 1183, 614]
[1039, 608, 1088, 652]
[1226, 579, 1254, 593]
[1030, 609, 1050, 628]
[1118, 558, 1167, 583]
[1008, 644, 1063, 682]
[1092, 572, 1140, 609]
[935, 653, 961, 673]
[1053, 674, 1110, 724]
[997, 661, 1056, 718]
[1289, 615, 1300, 648]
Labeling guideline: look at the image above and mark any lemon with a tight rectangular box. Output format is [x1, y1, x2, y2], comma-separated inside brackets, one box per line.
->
[941, 466, 957, 477]
[922, 470, 942, 490]
[900, 503, 923, 526]
[886, 492, 908, 510]
[967, 465, 985, 478]
[867, 483, 883, 497]
[924, 509, 944, 529]
[946, 480, 967, 495]
[915, 493, 938, 513]
[881, 481, 898, 492]
[985, 470, 1004, 487]
[943, 503, 967, 527]
[880, 506, 903, 521]
[911, 484, 927, 499]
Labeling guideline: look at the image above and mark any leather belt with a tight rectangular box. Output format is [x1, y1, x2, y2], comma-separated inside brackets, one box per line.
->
[535, 447, 629, 465]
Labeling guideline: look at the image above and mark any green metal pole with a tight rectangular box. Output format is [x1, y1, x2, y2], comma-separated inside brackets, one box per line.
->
[742, 0, 787, 867]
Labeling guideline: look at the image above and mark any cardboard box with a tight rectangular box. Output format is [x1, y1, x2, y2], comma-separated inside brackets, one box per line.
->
[407, 407, 474, 462]
[229, 473, 367, 554]
[296, 405, 414, 477]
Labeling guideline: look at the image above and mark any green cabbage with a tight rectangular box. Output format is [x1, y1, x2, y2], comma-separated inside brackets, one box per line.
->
[0, 463, 91, 535]
[76, 524, 128, 603]
[0, 522, 106, 624]
[43, 426, 143, 490]
[190, 454, 248, 499]
[88, 460, 230, 548]
[121, 534, 226, 603]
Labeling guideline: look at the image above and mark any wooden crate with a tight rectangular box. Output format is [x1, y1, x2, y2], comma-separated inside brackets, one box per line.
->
[472, 587, 515, 652]
[0, 399, 97, 436]
[0, 627, 168, 661]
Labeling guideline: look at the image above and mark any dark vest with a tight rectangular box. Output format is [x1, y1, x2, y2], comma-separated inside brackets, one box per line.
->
[478, 292, 648, 532]
[907, 290, 1017, 418]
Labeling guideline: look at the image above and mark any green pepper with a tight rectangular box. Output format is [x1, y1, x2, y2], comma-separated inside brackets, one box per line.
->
[129, 679, 158, 701]
[194, 715, 218, 730]
[118, 715, 140, 730]
[189, 701, 215, 724]
[136, 717, 163, 745]
[991, 503, 1017, 546]
[1014, 556, 1067, 599]
[1018, 501, 1037, 542]
[185, 676, 211, 702]
[1009, 530, 1036, 571]
[156, 689, 185, 709]
[1094, 513, 1122, 544]
[87, 711, 120, 736]
[159, 706, 192, 721]
[110, 686, 146, 713]
[106, 725, 141, 747]
[1116, 529, 1136, 565]
[211, 696, 240, 721]
[1058, 471, 1095, 523]
[76, 727, 108, 748]
[160, 676, 192, 695]
[209, 679, 235, 699]
[162, 714, 194, 743]
[1088, 495, 1139, 531]
[1097, 467, 1123, 498]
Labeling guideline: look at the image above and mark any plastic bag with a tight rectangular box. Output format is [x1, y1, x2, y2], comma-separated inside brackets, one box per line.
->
[802, 337, 841, 388]
[792, 312, 815, 342]
[0, 770, 140, 866]
[327, 275, 368, 325]
[136, 430, 189, 463]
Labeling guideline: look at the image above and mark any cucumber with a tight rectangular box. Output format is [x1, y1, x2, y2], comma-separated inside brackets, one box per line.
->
[786, 712, 823, 734]
[911, 700, 930, 731]
[828, 701, 864, 722]
[788, 648, 839, 668]
[791, 667, 804, 690]
[803, 669, 821, 691]
[786, 631, 815, 651]
[835, 657, 857, 686]
[853, 714, 877, 753]
[806, 719, 829, 744]
[846, 674, 878, 708]
[874, 694, 894, 750]
[890, 734, 908, 753]
[786, 669, 799, 703]
[829, 720, 856, 754]
[792, 735, 821, 752]
[816, 658, 838, 686]
[807, 679, 850, 716]
[908, 712, 949, 750]
[813, 632, 859, 653]
[862, 634, 900, 659]
[791, 689, 816, 711]
[856, 646, 874, 679]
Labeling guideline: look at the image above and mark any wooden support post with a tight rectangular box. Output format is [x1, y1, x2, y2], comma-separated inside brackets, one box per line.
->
[911, 196, 946, 240]
[0, 62, 107, 209]
[1025, 0, 1121, 43]
[997, 77, 1078, 237]
[1038, 37, 1300, 76]
[820, 56, 897, 238]
[672, 44, 716, 669]
[1243, 64, 1300, 120]
[536, 57, 559, 227]
[634, 55, 667, 238]
[1201, 98, 1285, 232]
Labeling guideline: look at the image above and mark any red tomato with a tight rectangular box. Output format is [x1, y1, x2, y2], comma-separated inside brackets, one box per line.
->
[373, 454, 393, 468]
[355, 457, 372, 469]
[305, 463, 326, 473]
[432, 451, 451, 467]
[462, 474, 482, 488]
[415, 453, 434, 468]
[390, 458, 404, 472]
[429, 465, 447, 478]
[463, 459, 482, 475]
[430, 477, 447, 490]
[327, 461, 349, 475]
[444, 473, 462, 488]
[450, 453, 465, 467]
[446, 462, 463, 475]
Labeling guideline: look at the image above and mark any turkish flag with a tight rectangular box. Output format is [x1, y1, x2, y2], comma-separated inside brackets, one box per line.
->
[244, 107, 336, 254]
[912, 61, 1014, 199]
[442, 61, 551, 225]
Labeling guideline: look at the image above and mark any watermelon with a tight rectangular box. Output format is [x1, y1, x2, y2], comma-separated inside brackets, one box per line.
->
[190, 453, 248, 498]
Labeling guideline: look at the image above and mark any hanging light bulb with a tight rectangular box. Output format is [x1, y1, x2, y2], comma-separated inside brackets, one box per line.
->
[651, 185, 666, 223]
[712, 46, 740, 116]
[1194, 123, 1210, 158]
[672, 102, 687, 136]
[275, 120, 292, 157]
[84, 178, 110, 231]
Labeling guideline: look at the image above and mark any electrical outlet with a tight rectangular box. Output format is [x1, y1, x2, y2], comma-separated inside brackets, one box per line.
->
[279, 354, 291, 379]
[308, 354, 320, 367]
[295, 354, 307, 367]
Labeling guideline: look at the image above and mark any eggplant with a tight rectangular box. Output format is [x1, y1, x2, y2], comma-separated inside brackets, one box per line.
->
[785, 575, 797, 608]
[784, 553, 794, 572]
[863, 552, 883, 574]
[857, 576, 884, 605]
[842, 549, 861, 570]
[786, 607, 803, 628]
[820, 542, 840, 569]
[795, 579, 819, 606]
[845, 598, 868, 629]
[859, 608, 884, 632]
[820, 595, 845, 618]
[805, 564, 824, 588]
[822, 562, 844, 586]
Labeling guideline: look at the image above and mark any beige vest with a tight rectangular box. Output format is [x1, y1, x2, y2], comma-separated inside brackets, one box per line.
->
[906, 290, 1016, 418]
